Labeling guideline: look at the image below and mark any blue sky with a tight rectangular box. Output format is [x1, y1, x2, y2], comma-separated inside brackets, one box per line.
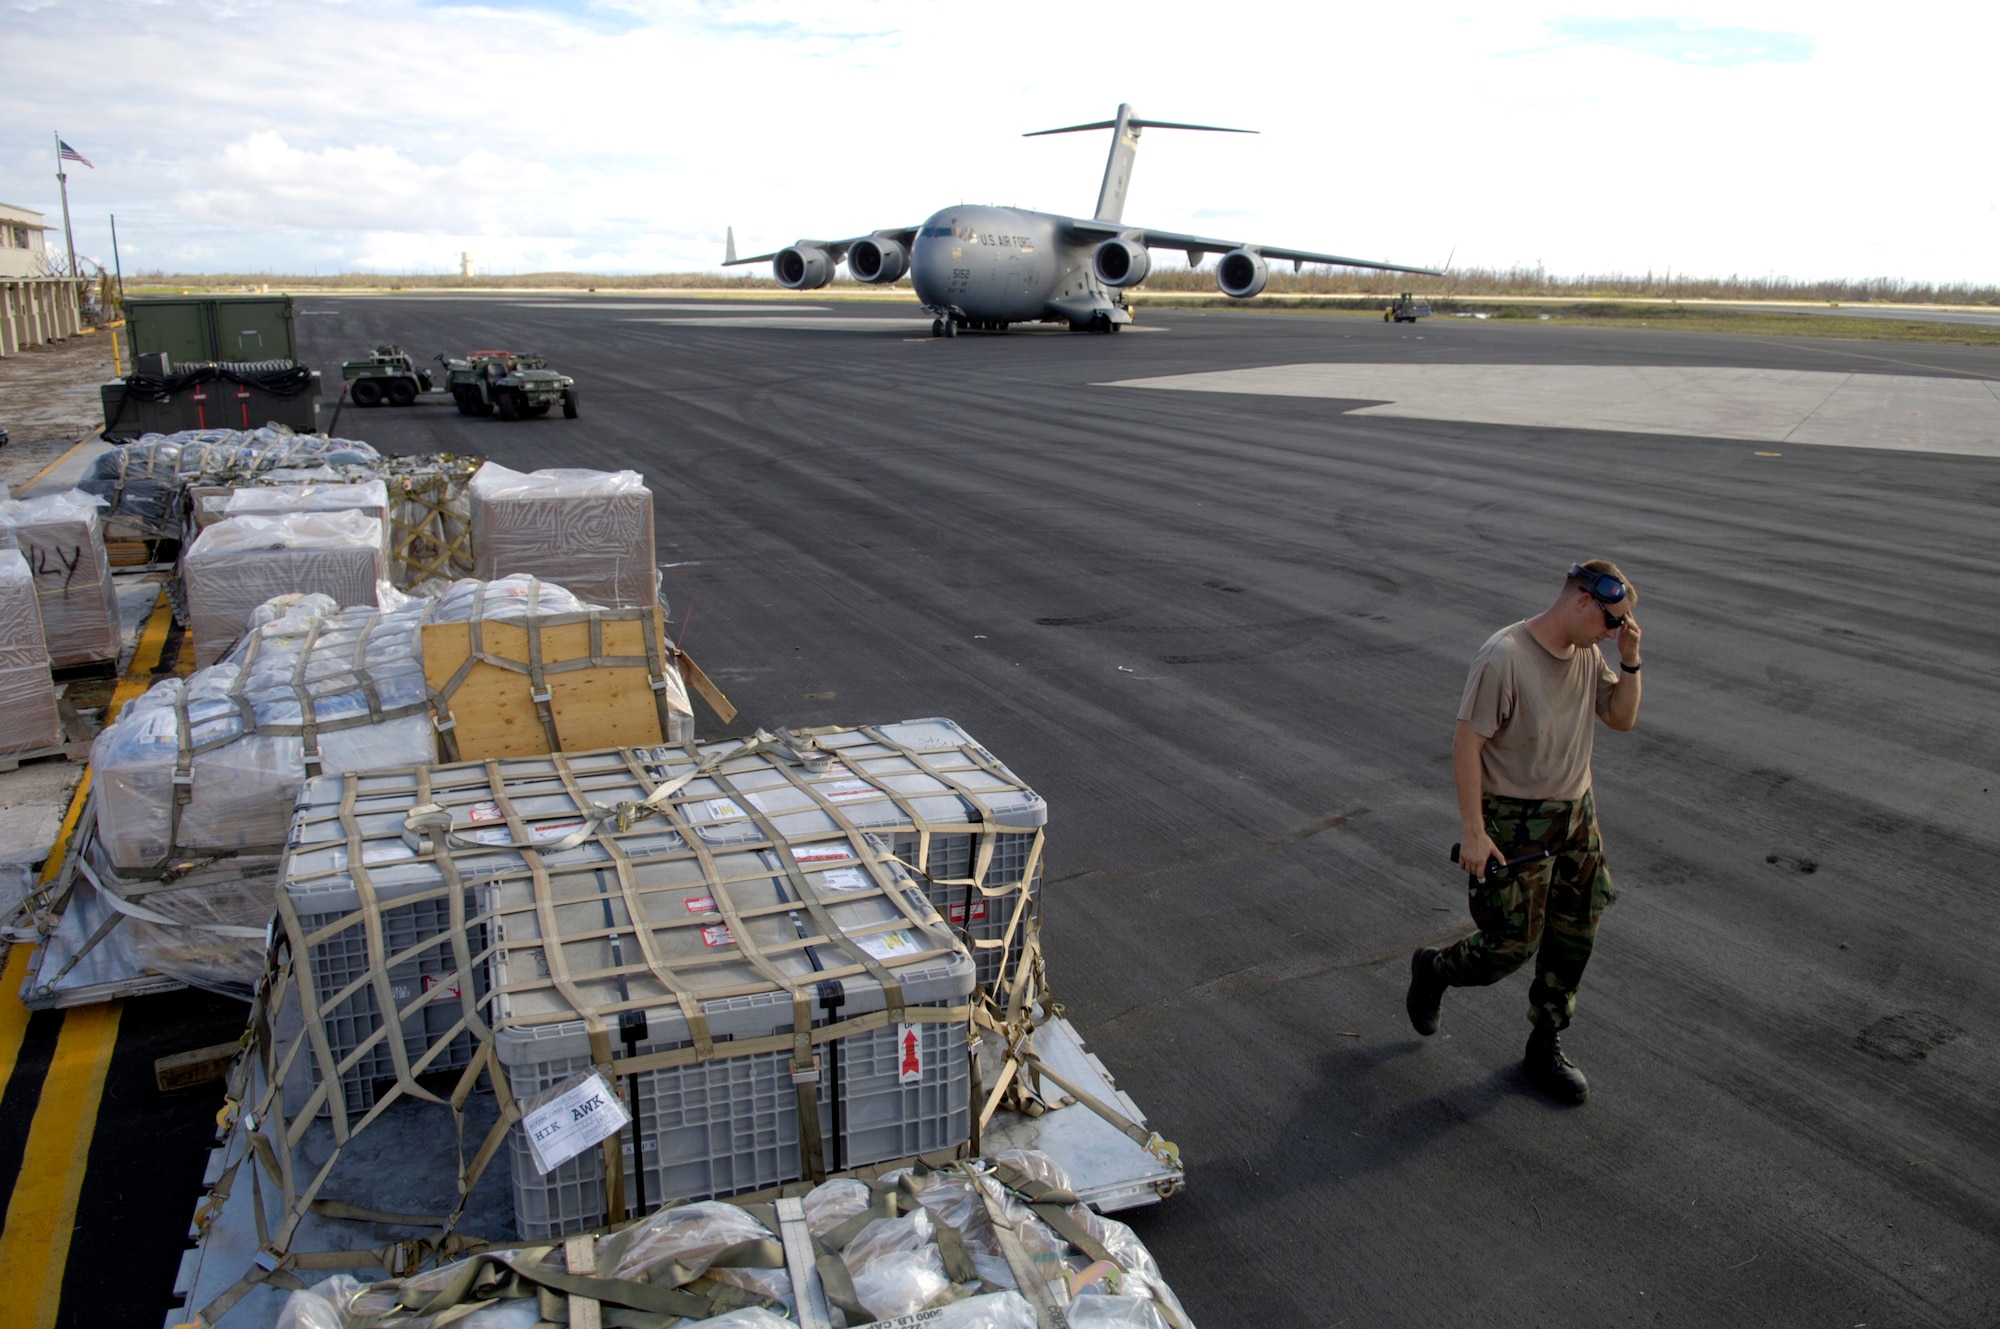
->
[2, 1, 1993, 282]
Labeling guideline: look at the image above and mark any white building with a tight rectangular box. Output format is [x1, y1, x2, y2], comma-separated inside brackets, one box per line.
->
[0, 199, 86, 356]
[0, 201, 56, 279]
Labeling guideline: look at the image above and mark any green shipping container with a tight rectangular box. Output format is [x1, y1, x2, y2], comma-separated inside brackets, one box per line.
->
[125, 294, 299, 365]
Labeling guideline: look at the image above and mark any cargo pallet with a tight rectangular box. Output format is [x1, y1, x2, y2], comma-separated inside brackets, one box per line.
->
[0, 739, 89, 775]
[168, 1013, 1181, 1329]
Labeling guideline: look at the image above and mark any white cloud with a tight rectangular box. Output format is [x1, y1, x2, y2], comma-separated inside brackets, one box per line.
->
[0, 0, 1994, 281]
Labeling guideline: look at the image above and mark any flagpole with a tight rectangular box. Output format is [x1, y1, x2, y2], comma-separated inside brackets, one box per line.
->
[110, 214, 126, 301]
[54, 130, 78, 279]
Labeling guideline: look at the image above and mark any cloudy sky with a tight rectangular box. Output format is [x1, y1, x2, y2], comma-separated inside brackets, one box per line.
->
[3, 1, 1993, 282]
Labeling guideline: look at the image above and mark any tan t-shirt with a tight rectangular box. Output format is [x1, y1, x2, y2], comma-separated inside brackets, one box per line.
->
[1457, 621, 1618, 801]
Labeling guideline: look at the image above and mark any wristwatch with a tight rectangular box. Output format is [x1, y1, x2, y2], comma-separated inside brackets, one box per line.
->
[1620, 660, 1642, 674]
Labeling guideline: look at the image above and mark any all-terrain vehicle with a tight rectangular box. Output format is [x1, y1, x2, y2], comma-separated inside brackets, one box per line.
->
[437, 350, 579, 420]
[1384, 292, 1433, 324]
[340, 344, 435, 407]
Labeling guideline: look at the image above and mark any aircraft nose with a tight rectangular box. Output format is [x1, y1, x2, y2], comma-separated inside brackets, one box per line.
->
[911, 236, 952, 304]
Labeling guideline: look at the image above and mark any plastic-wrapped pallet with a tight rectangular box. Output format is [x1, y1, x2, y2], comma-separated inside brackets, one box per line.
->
[469, 462, 656, 608]
[79, 426, 380, 541]
[0, 549, 62, 756]
[0, 489, 123, 667]
[31, 818, 281, 1002]
[223, 478, 389, 524]
[270, 1148, 1195, 1328]
[273, 720, 1044, 1236]
[183, 510, 387, 666]
[89, 592, 433, 871]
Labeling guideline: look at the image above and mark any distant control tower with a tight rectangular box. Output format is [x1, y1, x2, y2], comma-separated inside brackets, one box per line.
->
[460, 252, 476, 278]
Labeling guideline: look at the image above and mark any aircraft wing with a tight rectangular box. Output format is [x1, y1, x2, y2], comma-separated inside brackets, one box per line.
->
[724, 227, 919, 266]
[1062, 218, 1442, 276]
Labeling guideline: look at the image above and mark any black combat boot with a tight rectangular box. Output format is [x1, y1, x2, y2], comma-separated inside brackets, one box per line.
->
[1523, 1024, 1589, 1103]
[1405, 947, 1446, 1036]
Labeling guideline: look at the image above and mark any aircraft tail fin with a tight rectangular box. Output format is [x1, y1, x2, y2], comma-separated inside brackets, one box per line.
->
[725, 226, 738, 265]
[1025, 104, 1255, 224]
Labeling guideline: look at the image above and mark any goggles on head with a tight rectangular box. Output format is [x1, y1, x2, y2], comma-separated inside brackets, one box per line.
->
[1568, 563, 1627, 605]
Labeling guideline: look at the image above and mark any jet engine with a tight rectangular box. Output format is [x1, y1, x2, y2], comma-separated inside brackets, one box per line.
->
[1092, 237, 1152, 288]
[847, 237, 909, 284]
[773, 246, 835, 290]
[1217, 248, 1269, 299]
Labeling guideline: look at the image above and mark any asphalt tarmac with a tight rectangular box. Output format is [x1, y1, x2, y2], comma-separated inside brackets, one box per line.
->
[54, 297, 2000, 1327]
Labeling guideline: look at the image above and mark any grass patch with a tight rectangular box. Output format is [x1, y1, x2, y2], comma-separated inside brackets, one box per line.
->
[1509, 303, 2000, 344]
[1132, 294, 2000, 345]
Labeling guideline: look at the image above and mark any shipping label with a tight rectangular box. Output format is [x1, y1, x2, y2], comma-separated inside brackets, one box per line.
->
[523, 1073, 630, 1175]
[856, 930, 919, 961]
[820, 867, 871, 893]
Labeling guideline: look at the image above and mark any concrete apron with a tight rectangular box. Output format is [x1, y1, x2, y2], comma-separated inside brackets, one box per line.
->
[1101, 364, 2000, 457]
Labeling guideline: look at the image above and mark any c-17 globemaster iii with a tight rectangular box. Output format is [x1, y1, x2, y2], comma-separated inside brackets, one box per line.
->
[726, 103, 1441, 337]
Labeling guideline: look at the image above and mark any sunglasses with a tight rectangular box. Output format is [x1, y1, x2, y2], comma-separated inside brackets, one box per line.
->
[1568, 564, 1630, 630]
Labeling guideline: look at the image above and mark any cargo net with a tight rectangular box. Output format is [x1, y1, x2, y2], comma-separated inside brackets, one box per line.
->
[258, 1148, 1197, 1329]
[184, 457, 479, 601]
[79, 426, 381, 543]
[48, 580, 690, 1006]
[198, 726, 1131, 1322]
[374, 453, 481, 589]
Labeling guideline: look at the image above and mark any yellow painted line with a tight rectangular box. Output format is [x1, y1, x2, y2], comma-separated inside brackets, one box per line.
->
[15, 426, 105, 497]
[0, 947, 32, 1094]
[107, 586, 174, 719]
[0, 584, 172, 1326]
[0, 998, 123, 1329]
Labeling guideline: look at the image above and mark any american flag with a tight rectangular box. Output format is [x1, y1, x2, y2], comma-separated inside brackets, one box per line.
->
[58, 140, 93, 169]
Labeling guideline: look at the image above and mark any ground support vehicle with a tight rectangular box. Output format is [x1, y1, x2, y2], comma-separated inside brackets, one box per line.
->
[438, 350, 579, 420]
[101, 294, 321, 438]
[1385, 291, 1433, 323]
[339, 344, 434, 407]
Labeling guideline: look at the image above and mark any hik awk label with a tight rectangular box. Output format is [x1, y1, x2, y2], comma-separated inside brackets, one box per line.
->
[523, 1073, 630, 1175]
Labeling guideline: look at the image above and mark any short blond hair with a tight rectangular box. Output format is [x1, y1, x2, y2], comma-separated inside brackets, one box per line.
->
[1568, 558, 1637, 607]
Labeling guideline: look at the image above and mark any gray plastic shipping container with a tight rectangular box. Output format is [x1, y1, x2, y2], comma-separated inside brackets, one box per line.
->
[275, 717, 1043, 1236]
[495, 946, 974, 1241]
[893, 829, 1040, 993]
[277, 869, 488, 1119]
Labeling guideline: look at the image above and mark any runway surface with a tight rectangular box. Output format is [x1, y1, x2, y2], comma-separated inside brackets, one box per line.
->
[48, 296, 2000, 1327]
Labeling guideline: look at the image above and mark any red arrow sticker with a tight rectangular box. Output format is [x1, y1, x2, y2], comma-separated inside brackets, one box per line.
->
[898, 1024, 922, 1084]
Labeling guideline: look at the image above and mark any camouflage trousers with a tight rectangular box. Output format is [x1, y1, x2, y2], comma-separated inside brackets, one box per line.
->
[1433, 791, 1615, 1031]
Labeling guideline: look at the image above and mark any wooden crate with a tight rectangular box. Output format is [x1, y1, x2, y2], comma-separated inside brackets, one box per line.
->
[421, 609, 689, 760]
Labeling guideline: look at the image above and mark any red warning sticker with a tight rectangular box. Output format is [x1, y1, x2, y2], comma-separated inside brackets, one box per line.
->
[947, 901, 989, 924]
[701, 923, 735, 949]
[421, 973, 461, 1005]
[898, 1023, 922, 1084]
[792, 844, 855, 864]
[685, 896, 717, 914]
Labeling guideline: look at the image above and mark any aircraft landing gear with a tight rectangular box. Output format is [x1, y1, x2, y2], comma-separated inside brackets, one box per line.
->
[931, 318, 945, 337]
[944, 318, 958, 337]
[1089, 313, 1119, 334]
